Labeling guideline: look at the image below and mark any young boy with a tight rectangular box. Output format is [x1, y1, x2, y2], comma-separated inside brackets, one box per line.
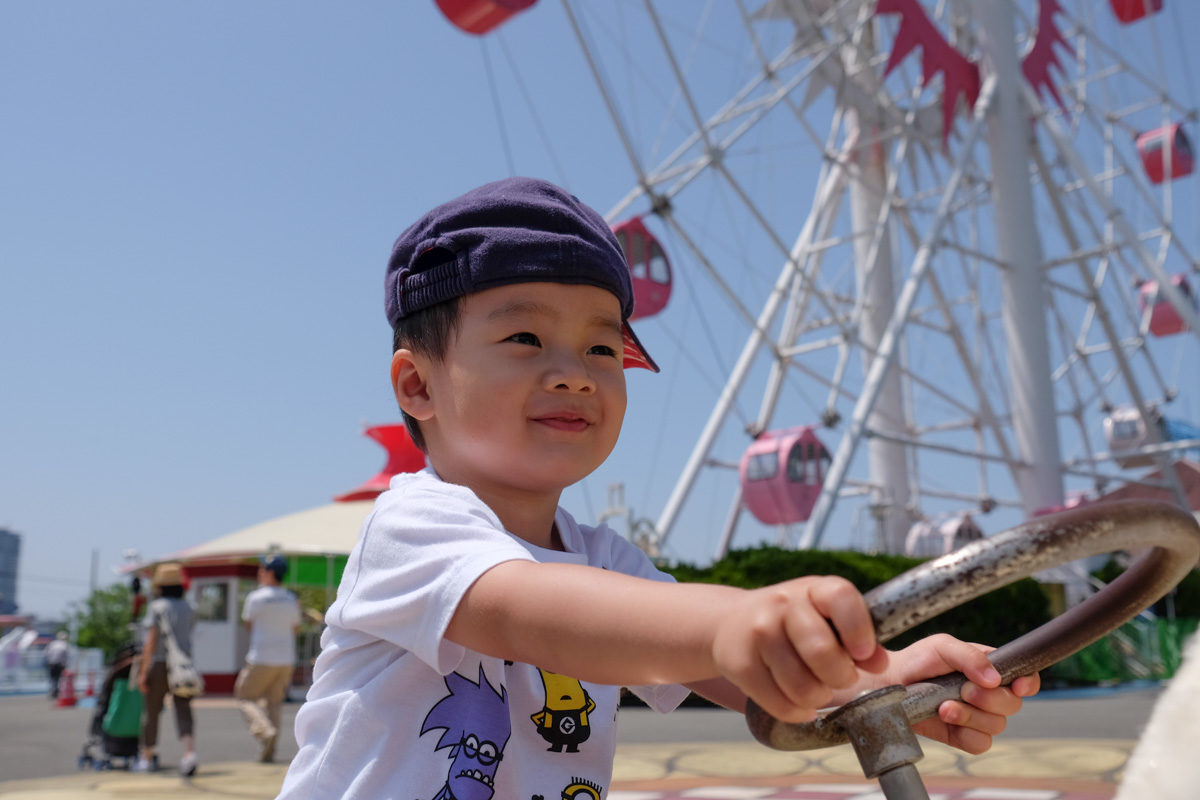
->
[277, 177, 1039, 799]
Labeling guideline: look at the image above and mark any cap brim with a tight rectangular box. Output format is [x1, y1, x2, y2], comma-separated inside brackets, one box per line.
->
[622, 322, 659, 373]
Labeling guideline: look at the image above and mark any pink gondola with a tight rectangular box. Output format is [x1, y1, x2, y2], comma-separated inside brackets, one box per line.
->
[612, 217, 672, 321]
[1110, 0, 1163, 24]
[434, 0, 537, 36]
[740, 426, 831, 525]
[1137, 123, 1194, 184]
[1139, 274, 1196, 337]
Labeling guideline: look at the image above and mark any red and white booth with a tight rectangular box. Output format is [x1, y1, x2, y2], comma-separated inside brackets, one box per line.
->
[132, 425, 424, 693]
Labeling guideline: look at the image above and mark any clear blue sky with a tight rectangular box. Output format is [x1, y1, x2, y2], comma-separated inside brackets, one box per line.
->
[4, 2, 1199, 618]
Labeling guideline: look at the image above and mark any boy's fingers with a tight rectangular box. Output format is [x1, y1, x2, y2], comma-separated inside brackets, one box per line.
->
[808, 578, 877, 661]
[926, 636, 1001, 688]
[912, 703, 1001, 755]
[740, 659, 820, 725]
[755, 624, 832, 711]
[939, 723, 994, 756]
[1010, 673, 1041, 697]
[783, 602, 859, 690]
[961, 682, 1024, 716]
[939, 696, 1009, 735]
[765, 649, 830, 717]
[853, 644, 890, 674]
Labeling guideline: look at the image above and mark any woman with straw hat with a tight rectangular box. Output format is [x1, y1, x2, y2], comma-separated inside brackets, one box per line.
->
[135, 562, 199, 776]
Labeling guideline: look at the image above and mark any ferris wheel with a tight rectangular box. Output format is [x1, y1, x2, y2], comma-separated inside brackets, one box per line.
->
[436, 0, 1200, 562]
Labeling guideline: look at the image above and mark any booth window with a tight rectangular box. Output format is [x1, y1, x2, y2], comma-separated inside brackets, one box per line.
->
[195, 583, 229, 622]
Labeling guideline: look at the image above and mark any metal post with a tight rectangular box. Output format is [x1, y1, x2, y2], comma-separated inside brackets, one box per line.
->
[801, 77, 997, 549]
[845, 22, 913, 554]
[976, 0, 1064, 517]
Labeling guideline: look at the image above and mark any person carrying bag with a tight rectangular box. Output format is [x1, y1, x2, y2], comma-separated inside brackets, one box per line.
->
[135, 563, 201, 777]
[158, 609, 205, 698]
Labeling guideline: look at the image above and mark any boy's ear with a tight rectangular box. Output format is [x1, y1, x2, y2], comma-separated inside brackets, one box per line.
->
[390, 349, 434, 421]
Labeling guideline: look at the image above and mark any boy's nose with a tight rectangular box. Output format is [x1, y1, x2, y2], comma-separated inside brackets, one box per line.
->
[544, 356, 595, 394]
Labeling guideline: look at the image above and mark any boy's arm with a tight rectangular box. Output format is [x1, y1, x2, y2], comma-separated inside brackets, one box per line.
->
[446, 559, 878, 724]
[448, 560, 1039, 751]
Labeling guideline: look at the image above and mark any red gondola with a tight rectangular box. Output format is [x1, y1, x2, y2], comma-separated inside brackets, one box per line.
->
[434, 0, 537, 36]
[612, 217, 672, 321]
[1139, 274, 1196, 337]
[334, 424, 427, 502]
[1110, 0, 1163, 24]
[1137, 123, 1194, 184]
[739, 426, 831, 525]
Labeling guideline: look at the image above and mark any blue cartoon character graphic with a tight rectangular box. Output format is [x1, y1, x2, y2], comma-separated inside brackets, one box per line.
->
[420, 666, 510, 800]
[531, 668, 595, 753]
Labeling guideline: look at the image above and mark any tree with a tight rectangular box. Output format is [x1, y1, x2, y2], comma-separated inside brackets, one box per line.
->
[69, 582, 134, 662]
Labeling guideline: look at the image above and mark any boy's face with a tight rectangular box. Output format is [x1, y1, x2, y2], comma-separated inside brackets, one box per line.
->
[396, 281, 628, 500]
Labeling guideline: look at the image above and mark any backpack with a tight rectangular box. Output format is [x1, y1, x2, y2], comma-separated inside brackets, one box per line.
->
[102, 678, 144, 739]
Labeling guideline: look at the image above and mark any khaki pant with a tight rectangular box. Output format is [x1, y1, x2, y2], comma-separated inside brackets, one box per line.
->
[234, 663, 292, 750]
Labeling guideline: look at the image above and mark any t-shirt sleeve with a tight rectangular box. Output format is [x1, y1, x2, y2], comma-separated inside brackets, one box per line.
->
[241, 593, 257, 623]
[288, 594, 302, 627]
[326, 477, 536, 674]
[142, 601, 160, 634]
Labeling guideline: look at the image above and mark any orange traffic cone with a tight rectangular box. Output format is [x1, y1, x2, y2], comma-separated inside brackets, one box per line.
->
[56, 669, 77, 707]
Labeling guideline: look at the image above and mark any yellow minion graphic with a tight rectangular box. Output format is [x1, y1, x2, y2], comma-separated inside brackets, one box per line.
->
[560, 777, 602, 800]
[530, 668, 595, 753]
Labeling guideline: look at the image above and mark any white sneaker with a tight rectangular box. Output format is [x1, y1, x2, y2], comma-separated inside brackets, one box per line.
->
[180, 752, 198, 778]
[132, 755, 159, 773]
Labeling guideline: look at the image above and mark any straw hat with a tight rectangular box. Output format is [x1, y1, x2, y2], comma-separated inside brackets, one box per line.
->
[152, 562, 185, 587]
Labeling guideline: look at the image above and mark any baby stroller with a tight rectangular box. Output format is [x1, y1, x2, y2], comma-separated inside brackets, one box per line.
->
[78, 642, 142, 770]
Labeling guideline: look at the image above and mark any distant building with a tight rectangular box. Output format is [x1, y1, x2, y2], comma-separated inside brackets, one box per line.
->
[0, 529, 20, 615]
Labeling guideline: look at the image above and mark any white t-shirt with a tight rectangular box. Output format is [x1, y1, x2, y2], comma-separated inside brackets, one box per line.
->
[277, 470, 690, 800]
[243, 585, 302, 666]
[44, 639, 71, 666]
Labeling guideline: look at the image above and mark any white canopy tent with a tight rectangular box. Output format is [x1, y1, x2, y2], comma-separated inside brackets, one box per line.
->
[167, 501, 374, 566]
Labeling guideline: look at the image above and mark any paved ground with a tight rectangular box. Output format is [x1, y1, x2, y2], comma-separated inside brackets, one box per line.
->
[0, 684, 1166, 799]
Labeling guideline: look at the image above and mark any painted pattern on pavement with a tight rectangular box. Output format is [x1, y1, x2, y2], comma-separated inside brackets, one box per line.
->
[610, 785, 1111, 800]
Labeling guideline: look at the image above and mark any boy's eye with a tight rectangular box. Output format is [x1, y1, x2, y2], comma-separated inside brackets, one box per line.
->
[589, 344, 619, 358]
[507, 331, 541, 346]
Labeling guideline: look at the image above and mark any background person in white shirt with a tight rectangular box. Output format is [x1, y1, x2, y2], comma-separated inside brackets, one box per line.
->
[236, 555, 301, 762]
[44, 631, 71, 700]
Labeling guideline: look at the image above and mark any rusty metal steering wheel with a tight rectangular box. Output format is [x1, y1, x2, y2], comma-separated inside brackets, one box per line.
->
[745, 500, 1200, 798]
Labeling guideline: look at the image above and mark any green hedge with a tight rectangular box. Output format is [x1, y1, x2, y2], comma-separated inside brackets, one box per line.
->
[664, 545, 1051, 651]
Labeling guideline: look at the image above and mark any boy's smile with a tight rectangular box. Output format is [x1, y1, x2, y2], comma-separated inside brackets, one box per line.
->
[394, 282, 628, 542]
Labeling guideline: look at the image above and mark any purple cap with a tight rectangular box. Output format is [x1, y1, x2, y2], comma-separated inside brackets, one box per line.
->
[385, 177, 658, 371]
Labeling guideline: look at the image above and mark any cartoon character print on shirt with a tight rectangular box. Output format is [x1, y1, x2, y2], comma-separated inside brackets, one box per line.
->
[530, 668, 595, 753]
[420, 665, 510, 800]
[529, 776, 604, 800]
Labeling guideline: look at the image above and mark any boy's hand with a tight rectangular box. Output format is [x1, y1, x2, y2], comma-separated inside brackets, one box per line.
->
[711, 576, 886, 723]
[873, 634, 1041, 754]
